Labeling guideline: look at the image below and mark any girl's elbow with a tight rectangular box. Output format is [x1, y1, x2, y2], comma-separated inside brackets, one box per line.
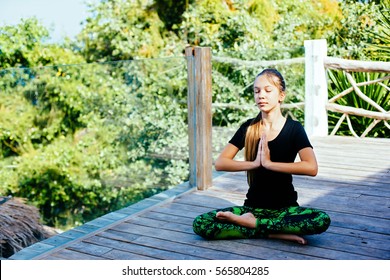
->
[215, 159, 223, 171]
[309, 165, 318, 176]
[215, 163, 223, 171]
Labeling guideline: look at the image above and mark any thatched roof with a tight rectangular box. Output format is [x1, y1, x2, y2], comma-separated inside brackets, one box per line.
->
[0, 196, 55, 258]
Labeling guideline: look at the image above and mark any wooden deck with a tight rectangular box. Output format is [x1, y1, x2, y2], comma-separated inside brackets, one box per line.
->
[9, 136, 390, 260]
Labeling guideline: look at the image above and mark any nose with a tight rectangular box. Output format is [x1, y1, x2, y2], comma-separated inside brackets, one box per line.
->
[256, 89, 265, 99]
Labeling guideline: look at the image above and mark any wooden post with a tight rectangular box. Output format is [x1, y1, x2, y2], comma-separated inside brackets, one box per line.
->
[186, 46, 212, 190]
[304, 39, 328, 136]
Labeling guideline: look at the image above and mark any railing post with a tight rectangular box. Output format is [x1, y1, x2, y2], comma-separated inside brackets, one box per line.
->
[186, 46, 212, 190]
[304, 39, 328, 136]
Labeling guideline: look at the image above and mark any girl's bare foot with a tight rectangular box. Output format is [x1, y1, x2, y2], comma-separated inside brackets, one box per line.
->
[215, 212, 307, 244]
[268, 233, 307, 245]
[216, 211, 257, 228]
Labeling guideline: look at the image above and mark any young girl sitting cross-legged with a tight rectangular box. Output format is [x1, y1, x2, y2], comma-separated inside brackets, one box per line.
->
[192, 68, 331, 245]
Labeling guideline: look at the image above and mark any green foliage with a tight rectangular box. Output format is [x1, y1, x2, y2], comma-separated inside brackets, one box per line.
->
[327, 0, 382, 60]
[0, 18, 84, 68]
[247, 0, 279, 33]
[0, 57, 189, 229]
[77, 0, 177, 62]
[180, 0, 273, 57]
[366, 0, 390, 61]
[154, 0, 195, 31]
[1, 135, 163, 228]
[272, 0, 342, 48]
[0, 18, 49, 68]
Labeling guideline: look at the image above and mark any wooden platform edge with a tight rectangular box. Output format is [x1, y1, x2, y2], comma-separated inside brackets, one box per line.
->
[9, 182, 200, 260]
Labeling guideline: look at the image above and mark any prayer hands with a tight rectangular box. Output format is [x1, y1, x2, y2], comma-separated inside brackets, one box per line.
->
[254, 133, 271, 169]
[260, 133, 271, 168]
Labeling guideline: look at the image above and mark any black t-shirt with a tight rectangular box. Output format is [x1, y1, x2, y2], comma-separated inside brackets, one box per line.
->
[229, 117, 313, 209]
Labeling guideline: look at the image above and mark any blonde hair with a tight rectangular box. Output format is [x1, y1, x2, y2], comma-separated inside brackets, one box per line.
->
[244, 68, 286, 185]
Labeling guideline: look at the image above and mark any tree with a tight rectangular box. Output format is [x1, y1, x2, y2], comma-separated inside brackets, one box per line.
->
[0, 18, 84, 69]
[154, 0, 194, 31]
[77, 0, 177, 62]
[272, 0, 342, 49]
[327, 0, 382, 59]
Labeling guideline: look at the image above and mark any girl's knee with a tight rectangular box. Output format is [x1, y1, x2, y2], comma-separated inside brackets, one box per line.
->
[316, 211, 331, 233]
[192, 212, 216, 238]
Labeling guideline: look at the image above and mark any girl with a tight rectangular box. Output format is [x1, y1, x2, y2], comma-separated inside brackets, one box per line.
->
[192, 69, 330, 244]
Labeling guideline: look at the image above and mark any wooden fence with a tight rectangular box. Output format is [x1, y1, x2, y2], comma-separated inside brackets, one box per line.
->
[305, 39, 390, 137]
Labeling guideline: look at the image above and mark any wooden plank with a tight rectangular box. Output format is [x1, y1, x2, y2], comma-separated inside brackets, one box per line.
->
[295, 176, 390, 194]
[327, 227, 390, 250]
[322, 210, 389, 235]
[306, 234, 390, 259]
[315, 157, 390, 173]
[315, 145, 390, 156]
[101, 230, 253, 260]
[103, 249, 156, 260]
[311, 135, 390, 145]
[48, 249, 108, 260]
[145, 210, 195, 225]
[316, 167, 390, 181]
[306, 176, 390, 189]
[186, 46, 213, 190]
[237, 236, 380, 260]
[67, 240, 113, 256]
[111, 221, 319, 260]
[85, 233, 200, 260]
[298, 193, 389, 218]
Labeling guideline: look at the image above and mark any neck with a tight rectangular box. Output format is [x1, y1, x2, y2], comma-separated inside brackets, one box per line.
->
[261, 110, 285, 130]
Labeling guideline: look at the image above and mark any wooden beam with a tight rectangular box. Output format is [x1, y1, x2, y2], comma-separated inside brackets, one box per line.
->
[186, 47, 212, 190]
[304, 39, 329, 136]
[213, 56, 304, 67]
[324, 57, 390, 73]
[326, 103, 390, 120]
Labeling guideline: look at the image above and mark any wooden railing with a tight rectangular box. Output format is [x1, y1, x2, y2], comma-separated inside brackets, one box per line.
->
[305, 39, 390, 137]
[324, 57, 390, 137]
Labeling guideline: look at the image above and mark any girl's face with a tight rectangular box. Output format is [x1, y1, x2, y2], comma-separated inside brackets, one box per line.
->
[253, 74, 285, 113]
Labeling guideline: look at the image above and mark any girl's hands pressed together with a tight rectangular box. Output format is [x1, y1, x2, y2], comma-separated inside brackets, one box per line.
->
[253, 139, 262, 168]
[260, 133, 271, 169]
[253, 133, 271, 170]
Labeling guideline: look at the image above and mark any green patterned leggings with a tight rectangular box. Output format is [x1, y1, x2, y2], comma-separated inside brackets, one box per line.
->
[193, 206, 330, 240]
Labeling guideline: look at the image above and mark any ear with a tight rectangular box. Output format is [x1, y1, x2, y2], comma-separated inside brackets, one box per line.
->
[279, 91, 286, 103]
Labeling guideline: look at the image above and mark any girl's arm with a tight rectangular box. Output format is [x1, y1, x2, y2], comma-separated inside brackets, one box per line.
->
[261, 134, 318, 176]
[215, 143, 260, 172]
